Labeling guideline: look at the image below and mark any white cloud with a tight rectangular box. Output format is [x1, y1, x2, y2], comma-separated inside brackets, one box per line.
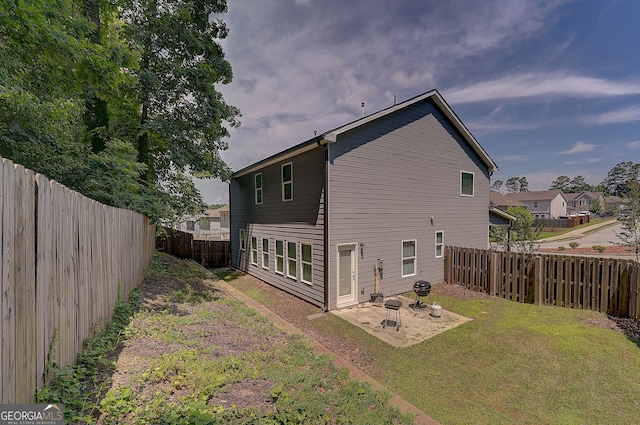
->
[446, 73, 640, 103]
[628, 141, 640, 149]
[563, 158, 602, 165]
[560, 141, 597, 154]
[586, 105, 640, 125]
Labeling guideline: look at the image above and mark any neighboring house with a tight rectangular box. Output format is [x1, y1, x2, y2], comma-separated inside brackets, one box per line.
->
[501, 190, 568, 219]
[488, 191, 519, 249]
[490, 190, 526, 212]
[604, 195, 624, 215]
[229, 90, 498, 311]
[175, 205, 230, 240]
[565, 191, 605, 215]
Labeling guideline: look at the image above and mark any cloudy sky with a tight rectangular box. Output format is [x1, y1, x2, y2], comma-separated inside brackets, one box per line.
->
[196, 0, 640, 204]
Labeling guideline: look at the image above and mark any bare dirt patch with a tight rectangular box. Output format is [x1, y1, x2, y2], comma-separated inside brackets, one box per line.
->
[208, 378, 275, 412]
[105, 275, 283, 417]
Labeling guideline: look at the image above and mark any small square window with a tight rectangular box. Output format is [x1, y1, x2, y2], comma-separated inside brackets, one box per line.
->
[461, 171, 474, 196]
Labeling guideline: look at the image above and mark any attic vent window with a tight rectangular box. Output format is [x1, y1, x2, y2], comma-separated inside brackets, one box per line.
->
[461, 171, 474, 197]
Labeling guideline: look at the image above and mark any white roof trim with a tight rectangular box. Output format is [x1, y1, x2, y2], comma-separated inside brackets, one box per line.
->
[490, 207, 516, 222]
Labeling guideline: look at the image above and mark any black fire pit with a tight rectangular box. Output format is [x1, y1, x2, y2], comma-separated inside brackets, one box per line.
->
[412, 280, 431, 310]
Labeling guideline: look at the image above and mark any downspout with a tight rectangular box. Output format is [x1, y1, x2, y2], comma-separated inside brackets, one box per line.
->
[317, 139, 330, 312]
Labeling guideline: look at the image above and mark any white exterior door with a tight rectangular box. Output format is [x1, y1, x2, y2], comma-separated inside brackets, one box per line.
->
[337, 244, 357, 307]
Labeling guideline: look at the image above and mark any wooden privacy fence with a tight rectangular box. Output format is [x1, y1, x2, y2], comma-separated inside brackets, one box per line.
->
[156, 228, 230, 267]
[1, 156, 156, 403]
[445, 246, 640, 322]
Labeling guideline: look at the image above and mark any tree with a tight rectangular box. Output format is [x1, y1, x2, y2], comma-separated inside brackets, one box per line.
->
[491, 180, 504, 191]
[505, 176, 529, 193]
[588, 199, 602, 216]
[615, 181, 640, 261]
[489, 225, 507, 251]
[602, 161, 640, 197]
[549, 175, 570, 191]
[0, 0, 90, 185]
[0, 0, 240, 224]
[121, 0, 240, 184]
[567, 175, 591, 193]
[506, 206, 545, 254]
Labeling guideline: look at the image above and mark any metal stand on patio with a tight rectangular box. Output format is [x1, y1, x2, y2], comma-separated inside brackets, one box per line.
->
[382, 299, 402, 331]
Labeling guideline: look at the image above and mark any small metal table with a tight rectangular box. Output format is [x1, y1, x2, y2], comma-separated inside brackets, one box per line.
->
[382, 299, 402, 331]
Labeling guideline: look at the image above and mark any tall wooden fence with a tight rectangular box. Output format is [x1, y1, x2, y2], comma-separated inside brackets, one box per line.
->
[156, 228, 230, 268]
[445, 246, 640, 322]
[1, 157, 156, 403]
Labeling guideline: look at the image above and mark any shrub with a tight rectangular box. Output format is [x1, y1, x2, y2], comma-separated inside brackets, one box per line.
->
[558, 246, 565, 251]
[569, 241, 580, 249]
[592, 245, 606, 252]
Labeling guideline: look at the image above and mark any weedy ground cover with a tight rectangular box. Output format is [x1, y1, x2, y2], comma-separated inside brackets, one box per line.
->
[39, 252, 412, 424]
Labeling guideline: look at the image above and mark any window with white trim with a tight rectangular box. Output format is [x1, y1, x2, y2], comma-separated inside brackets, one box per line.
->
[251, 236, 258, 265]
[301, 243, 312, 284]
[282, 162, 293, 201]
[435, 231, 444, 258]
[461, 171, 474, 196]
[187, 221, 195, 231]
[402, 240, 416, 277]
[255, 173, 263, 205]
[275, 240, 284, 275]
[287, 241, 297, 279]
[239, 229, 246, 251]
[262, 238, 269, 270]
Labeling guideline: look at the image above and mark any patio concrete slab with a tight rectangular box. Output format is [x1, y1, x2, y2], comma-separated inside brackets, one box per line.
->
[331, 295, 472, 348]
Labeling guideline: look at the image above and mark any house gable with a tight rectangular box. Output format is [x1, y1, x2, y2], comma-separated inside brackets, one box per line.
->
[325, 97, 495, 308]
[230, 90, 498, 311]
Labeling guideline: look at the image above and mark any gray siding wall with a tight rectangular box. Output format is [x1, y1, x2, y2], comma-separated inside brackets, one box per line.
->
[327, 99, 491, 309]
[230, 149, 326, 307]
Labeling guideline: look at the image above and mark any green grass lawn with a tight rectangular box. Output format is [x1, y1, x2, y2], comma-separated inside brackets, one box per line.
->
[230, 274, 640, 425]
[539, 218, 615, 239]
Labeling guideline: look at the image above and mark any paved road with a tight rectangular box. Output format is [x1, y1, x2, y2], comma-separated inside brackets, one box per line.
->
[539, 221, 623, 249]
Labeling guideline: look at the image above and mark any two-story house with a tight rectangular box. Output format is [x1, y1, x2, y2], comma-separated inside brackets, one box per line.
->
[229, 90, 498, 311]
[174, 205, 230, 240]
[501, 190, 568, 219]
[565, 191, 605, 216]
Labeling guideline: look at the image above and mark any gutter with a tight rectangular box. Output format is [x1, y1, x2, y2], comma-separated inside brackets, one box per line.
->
[317, 138, 331, 311]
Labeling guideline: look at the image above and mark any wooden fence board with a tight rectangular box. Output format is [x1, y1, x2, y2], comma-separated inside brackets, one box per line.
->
[158, 228, 230, 268]
[14, 164, 36, 403]
[36, 174, 53, 391]
[2, 158, 16, 403]
[445, 246, 640, 321]
[1, 155, 156, 402]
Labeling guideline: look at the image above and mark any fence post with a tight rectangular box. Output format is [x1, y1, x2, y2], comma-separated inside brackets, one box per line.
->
[534, 256, 543, 305]
[489, 252, 499, 296]
[444, 247, 451, 284]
